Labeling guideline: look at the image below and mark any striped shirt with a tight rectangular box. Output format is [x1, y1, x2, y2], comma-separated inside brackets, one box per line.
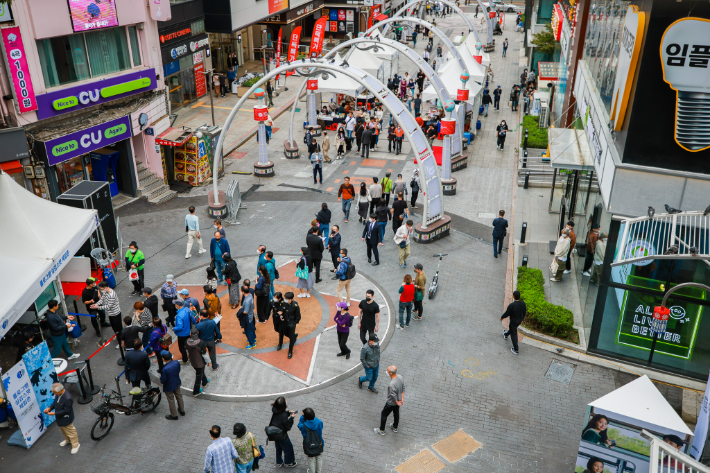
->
[95, 289, 121, 317]
[137, 308, 153, 327]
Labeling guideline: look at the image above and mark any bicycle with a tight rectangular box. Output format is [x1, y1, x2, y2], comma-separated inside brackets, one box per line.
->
[428, 253, 448, 299]
[90, 384, 162, 440]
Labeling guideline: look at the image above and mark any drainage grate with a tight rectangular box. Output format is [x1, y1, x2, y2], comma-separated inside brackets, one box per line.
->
[433, 430, 482, 463]
[545, 359, 576, 384]
[395, 450, 446, 473]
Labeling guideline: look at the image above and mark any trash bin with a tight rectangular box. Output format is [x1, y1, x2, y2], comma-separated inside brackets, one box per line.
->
[232, 80, 239, 95]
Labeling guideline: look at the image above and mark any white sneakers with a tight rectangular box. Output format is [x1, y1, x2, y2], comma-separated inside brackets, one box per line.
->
[198, 249, 207, 254]
[185, 254, 191, 259]
[582, 271, 591, 277]
[60, 440, 68, 447]
[71, 444, 80, 454]
[563, 270, 571, 274]
[67, 353, 80, 360]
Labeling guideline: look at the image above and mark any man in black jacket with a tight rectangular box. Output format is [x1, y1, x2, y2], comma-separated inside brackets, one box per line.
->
[119, 315, 148, 350]
[46, 300, 80, 360]
[500, 291, 526, 355]
[361, 126, 373, 158]
[142, 287, 160, 320]
[482, 90, 492, 116]
[45, 382, 79, 453]
[362, 214, 381, 265]
[491, 210, 508, 258]
[306, 227, 325, 283]
[125, 338, 152, 388]
[279, 292, 302, 359]
[82, 277, 108, 337]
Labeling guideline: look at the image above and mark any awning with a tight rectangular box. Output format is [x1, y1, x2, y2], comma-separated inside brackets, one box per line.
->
[374, 13, 388, 22]
[548, 128, 593, 171]
[0, 160, 23, 174]
[156, 127, 193, 147]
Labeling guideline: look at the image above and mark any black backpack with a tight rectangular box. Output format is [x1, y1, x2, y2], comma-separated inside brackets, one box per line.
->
[345, 261, 356, 280]
[302, 427, 323, 457]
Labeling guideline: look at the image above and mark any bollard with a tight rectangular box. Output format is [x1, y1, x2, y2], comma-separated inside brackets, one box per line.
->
[522, 255, 529, 267]
[523, 129, 529, 150]
[75, 364, 93, 404]
[524, 171, 530, 189]
[521, 222, 528, 244]
[523, 149, 528, 168]
[117, 343, 125, 366]
[84, 358, 100, 395]
[115, 375, 124, 406]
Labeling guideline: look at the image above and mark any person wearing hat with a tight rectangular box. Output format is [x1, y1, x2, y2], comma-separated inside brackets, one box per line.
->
[173, 299, 193, 363]
[160, 275, 178, 327]
[178, 288, 201, 312]
[550, 229, 571, 282]
[590, 232, 608, 286]
[333, 302, 352, 359]
[358, 333, 380, 393]
[185, 327, 209, 396]
[159, 351, 184, 420]
[82, 277, 109, 337]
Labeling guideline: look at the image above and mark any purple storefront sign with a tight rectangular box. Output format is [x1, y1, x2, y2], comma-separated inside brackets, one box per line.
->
[35, 68, 156, 120]
[44, 116, 132, 166]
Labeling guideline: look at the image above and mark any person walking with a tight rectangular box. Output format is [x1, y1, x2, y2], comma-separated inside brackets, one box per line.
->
[394, 219, 414, 269]
[223, 254, 242, 310]
[361, 125, 373, 158]
[354, 120, 364, 154]
[391, 191, 409, 235]
[125, 241, 145, 296]
[375, 200, 390, 243]
[357, 183, 370, 224]
[196, 309, 222, 369]
[46, 301, 79, 360]
[266, 80, 274, 107]
[393, 175, 407, 202]
[269, 397, 297, 468]
[160, 351, 185, 420]
[368, 177, 382, 216]
[231, 423, 257, 473]
[550, 229, 571, 282]
[240, 286, 257, 349]
[563, 221, 577, 275]
[502, 38, 508, 57]
[374, 366, 405, 436]
[344, 111, 356, 141]
[358, 289, 380, 344]
[510, 85, 520, 111]
[46, 383, 80, 454]
[501, 290, 526, 355]
[214, 219, 226, 238]
[298, 408, 325, 473]
[475, 4, 479, 17]
[306, 227, 325, 283]
[316, 203, 331, 248]
[387, 123, 396, 153]
[160, 275, 178, 327]
[380, 172, 393, 206]
[334, 127, 345, 159]
[173, 299, 193, 363]
[338, 177, 355, 222]
[185, 206, 206, 259]
[321, 131, 331, 163]
[91, 281, 122, 348]
[582, 225, 601, 276]
[397, 275, 415, 329]
[496, 120, 509, 150]
[186, 328, 210, 396]
[125, 338, 151, 388]
[423, 48, 430, 63]
[482, 90, 492, 117]
[309, 138, 323, 184]
[204, 425, 240, 473]
[493, 85, 502, 111]
[590, 232, 608, 286]
[358, 333, 380, 393]
[412, 264, 427, 320]
[410, 169, 421, 209]
[362, 214, 382, 265]
[210, 231, 231, 284]
[334, 301, 352, 358]
[334, 248, 353, 304]
[255, 266, 271, 323]
[327, 225, 341, 271]
[278, 292, 301, 359]
[394, 125, 404, 155]
[436, 43, 442, 58]
[492, 210, 508, 258]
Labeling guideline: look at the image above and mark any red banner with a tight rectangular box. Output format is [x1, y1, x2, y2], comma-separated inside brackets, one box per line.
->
[194, 63, 206, 97]
[275, 27, 282, 81]
[310, 17, 327, 58]
[286, 26, 302, 77]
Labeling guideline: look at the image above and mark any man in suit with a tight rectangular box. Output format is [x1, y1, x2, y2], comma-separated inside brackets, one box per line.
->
[500, 290, 527, 355]
[125, 338, 151, 388]
[491, 210, 509, 258]
[45, 383, 80, 454]
[160, 351, 185, 420]
[306, 227, 325, 283]
[361, 126, 373, 158]
[362, 213, 382, 266]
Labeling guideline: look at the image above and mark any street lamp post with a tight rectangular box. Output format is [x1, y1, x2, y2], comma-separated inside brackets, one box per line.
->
[203, 69, 215, 126]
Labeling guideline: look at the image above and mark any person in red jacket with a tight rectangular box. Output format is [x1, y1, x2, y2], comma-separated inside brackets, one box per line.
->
[398, 274, 416, 329]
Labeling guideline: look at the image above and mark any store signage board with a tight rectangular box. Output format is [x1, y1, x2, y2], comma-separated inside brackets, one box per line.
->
[269, 0, 288, 15]
[35, 68, 156, 120]
[1, 27, 37, 114]
[67, 0, 119, 32]
[149, 0, 171, 21]
[610, 6, 644, 131]
[162, 33, 209, 63]
[160, 26, 191, 45]
[0, 127, 30, 162]
[44, 116, 132, 166]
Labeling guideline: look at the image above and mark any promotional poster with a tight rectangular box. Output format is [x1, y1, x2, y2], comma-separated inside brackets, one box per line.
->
[68, 0, 119, 32]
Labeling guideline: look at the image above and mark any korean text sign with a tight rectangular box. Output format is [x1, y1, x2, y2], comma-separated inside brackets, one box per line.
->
[2, 360, 44, 447]
[44, 116, 132, 166]
[1, 27, 37, 113]
[68, 0, 119, 32]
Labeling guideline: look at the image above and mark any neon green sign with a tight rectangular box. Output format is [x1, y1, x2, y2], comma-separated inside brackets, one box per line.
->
[100, 78, 152, 99]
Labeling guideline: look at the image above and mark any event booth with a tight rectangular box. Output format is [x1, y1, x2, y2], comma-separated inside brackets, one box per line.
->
[369, 30, 401, 81]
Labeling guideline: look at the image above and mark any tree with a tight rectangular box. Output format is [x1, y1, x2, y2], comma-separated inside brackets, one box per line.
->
[531, 23, 556, 57]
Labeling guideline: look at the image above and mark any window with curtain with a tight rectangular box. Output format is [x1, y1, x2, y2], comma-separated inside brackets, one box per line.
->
[128, 26, 142, 67]
[37, 35, 90, 88]
[84, 27, 131, 77]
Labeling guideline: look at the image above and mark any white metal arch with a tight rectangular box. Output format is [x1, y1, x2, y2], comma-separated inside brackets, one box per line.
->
[287, 34, 458, 147]
[384, 0, 493, 45]
[213, 60, 446, 229]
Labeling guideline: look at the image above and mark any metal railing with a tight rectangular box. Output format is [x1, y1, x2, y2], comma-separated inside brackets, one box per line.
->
[643, 430, 710, 473]
[225, 179, 245, 224]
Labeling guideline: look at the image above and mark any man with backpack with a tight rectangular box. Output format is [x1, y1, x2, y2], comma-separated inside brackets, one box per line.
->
[298, 408, 324, 473]
[334, 248, 354, 304]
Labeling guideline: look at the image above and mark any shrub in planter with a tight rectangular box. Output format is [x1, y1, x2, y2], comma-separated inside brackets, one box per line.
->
[517, 266, 574, 337]
[520, 115, 548, 149]
[241, 77, 260, 88]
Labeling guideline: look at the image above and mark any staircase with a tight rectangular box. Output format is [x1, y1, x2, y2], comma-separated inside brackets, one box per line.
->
[136, 162, 177, 205]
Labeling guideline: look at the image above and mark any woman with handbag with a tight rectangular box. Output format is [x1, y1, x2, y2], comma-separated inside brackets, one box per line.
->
[550, 229, 571, 282]
[295, 248, 314, 298]
[223, 254, 241, 310]
[334, 127, 345, 159]
[268, 397, 297, 468]
[255, 265, 272, 323]
[356, 182, 370, 224]
[232, 423, 260, 472]
[125, 241, 145, 296]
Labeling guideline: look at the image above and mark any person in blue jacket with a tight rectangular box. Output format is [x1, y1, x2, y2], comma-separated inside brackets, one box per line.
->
[210, 231, 231, 284]
[173, 300, 194, 364]
[298, 407, 325, 473]
[159, 351, 184, 420]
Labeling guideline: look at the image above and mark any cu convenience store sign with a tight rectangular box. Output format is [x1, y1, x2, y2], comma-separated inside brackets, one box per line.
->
[1, 27, 37, 114]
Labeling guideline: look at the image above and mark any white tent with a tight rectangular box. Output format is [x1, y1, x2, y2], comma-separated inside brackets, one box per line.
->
[317, 69, 365, 97]
[445, 44, 486, 83]
[0, 172, 97, 338]
[422, 58, 482, 105]
[347, 47, 385, 83]
[368, 30, 400, 81]
[463, 33, 491, 69]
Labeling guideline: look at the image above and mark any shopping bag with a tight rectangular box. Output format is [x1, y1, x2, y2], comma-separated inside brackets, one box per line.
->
[129, 268, 139, 281]
[549, 259, 559, 275]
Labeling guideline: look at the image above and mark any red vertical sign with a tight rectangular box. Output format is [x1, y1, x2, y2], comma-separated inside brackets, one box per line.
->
[275, 27, 283, 81]
[286, 26, 302, 77]
[194, 63, 206, 97]
[310, 17, 327, 58]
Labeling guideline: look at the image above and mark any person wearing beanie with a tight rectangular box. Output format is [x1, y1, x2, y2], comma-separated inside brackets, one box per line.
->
[358, 333, 380, 393]
[333, 301, 352, 359]
[159, 351, 184, 420]
[185, 328, 209, 397]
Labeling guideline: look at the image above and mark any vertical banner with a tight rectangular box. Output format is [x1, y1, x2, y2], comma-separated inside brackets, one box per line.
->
[21, 341, 58, 431]
[0, 26, 37, 113]
[275, 27, 283, 82]
[691, 370, 710, 459]
[286, 26, 302, 77]
[2, 360, 44, 447]
[194, 63, 206, 97]
[310, 17, 327, 58]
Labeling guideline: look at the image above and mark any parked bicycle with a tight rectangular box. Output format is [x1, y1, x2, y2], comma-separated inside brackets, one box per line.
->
[428, 253, 448, 299]
[90, 384, 162, 440]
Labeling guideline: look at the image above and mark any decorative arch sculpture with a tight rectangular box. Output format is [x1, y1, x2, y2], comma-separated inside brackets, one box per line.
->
[212, 60, 451, 241]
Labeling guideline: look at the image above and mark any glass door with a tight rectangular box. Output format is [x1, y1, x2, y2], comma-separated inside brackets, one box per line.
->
[181, 68, 196, 105]
[168, 72, 184, 110]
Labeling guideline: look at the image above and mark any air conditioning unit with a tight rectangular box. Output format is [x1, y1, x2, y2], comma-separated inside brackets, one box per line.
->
[538, 99, 549, 128]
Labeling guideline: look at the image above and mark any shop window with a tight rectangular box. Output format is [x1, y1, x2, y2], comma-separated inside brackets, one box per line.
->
[191, 19, 205, 35]
[56, 155, 90, 194]
[37, 35, 90, 88]
[85, 27, 131, 77]
[128, 26, 142, 67]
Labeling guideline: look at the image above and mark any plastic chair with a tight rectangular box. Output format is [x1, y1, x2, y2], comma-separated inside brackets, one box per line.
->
[90, 248, 112, 270]
[62, 361, 93, 404]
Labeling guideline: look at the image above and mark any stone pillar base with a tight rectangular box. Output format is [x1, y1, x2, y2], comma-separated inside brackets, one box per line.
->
[283, 140, 299, 159]
[452, 154, 468, 172]
[441, 178, 457, 195]
[413, 215, 452, 244]
[208, 190, 228, 219]
[308, 125, 322, 137]
[254, 161, 275, 177]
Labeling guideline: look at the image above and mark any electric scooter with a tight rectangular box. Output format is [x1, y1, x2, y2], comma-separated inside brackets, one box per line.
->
[428, 253, 448, 299]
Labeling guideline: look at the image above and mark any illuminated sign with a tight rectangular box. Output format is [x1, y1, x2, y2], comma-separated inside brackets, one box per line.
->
[160, 27, 191, 44]
[551, 4, 564, 42]
[68, 0, 119, 32]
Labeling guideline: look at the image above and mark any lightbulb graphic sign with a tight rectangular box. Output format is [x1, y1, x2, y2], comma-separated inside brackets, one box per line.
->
[660, 18, 710, 152]
[610, 6, 645, 131]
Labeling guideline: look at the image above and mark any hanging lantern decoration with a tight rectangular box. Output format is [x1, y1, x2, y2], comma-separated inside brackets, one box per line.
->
[440, 100, 456, 135]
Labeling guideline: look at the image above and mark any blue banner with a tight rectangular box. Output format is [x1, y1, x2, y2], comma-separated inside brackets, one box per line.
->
[22, 341, 58, 431]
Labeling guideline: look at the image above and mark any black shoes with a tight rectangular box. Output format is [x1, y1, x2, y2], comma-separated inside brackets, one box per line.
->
[178, 410, 185, 416]
[331, 277, 338, 280]
[277, 344, 282, 351]
[165, 415, 178, 420]
[316, 279, 323, 283]
[288, 351, 293, 359]
[368, 259, 372, 263]
[368, 387, 378, 394]
[336, 352, 345, 357]
[346, 352, 350, 359]
[372, 261, 379, 266]
[358, 378, 363, 389]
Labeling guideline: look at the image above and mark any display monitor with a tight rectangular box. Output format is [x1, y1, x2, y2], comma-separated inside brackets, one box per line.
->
[68, 0, 119, 32]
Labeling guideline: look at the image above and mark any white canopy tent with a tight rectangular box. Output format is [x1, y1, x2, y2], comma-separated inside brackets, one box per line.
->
[0, 172, 97, 339]
[463, 33, 491, 69]
[422, 58, 482, 105]
[347, 47, 385, 83]
[446, 44, 486, 83]
[315, 54, 366, 96]
[368, 30, 400, 80]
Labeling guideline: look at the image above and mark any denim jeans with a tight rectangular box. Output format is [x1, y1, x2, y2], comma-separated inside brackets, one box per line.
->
[493, 235, 505, 257]
[359, 364, 379, 389]
[50, 333, 73, 358]
[484, 103, 490, 115]
[320, 224, 329, 248]
[399, 301, 412, 327]
[342, 198, 352, 219]
[378, 221, 387, 242]
[313, 165, 322, 183]
[214, 258, 225, 281]
[245, 321, 256, 346]
[275, 435, 295, 465]
[235, 459, 254, 473]
[346, 129, 353, 139]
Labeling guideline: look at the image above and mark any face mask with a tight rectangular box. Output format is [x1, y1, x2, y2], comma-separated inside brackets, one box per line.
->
[130, 249, 136, 253]
[214, 225, 218, 229]
[273, 298, 279, 302]
[366, 296, 372, 301]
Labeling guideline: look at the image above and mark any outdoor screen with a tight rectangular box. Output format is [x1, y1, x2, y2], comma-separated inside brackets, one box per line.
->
[68, 0, 119, 32]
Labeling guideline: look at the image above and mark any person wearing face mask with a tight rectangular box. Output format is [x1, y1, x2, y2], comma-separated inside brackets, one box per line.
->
[496, 120, 508, 151]
[362, 214, 381, 265]
[271, 292, 286, 335]
[213, 219, 226, 238]
[125, 241, 145, 296]
[328, 225, 342, 271]
[210, 231, 231, 284]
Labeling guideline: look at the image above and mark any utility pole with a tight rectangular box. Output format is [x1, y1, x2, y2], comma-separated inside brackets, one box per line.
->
[203, 69, 215, 126]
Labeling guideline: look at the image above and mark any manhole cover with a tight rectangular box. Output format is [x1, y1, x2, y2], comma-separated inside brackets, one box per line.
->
[433, 430, 482, 463]
[396, 450, 446, 473]
[545, 359, 575, 384]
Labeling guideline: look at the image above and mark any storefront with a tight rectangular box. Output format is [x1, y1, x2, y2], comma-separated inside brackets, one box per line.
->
[161, 33, 209, 111]
[0, 127, 32, 191]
